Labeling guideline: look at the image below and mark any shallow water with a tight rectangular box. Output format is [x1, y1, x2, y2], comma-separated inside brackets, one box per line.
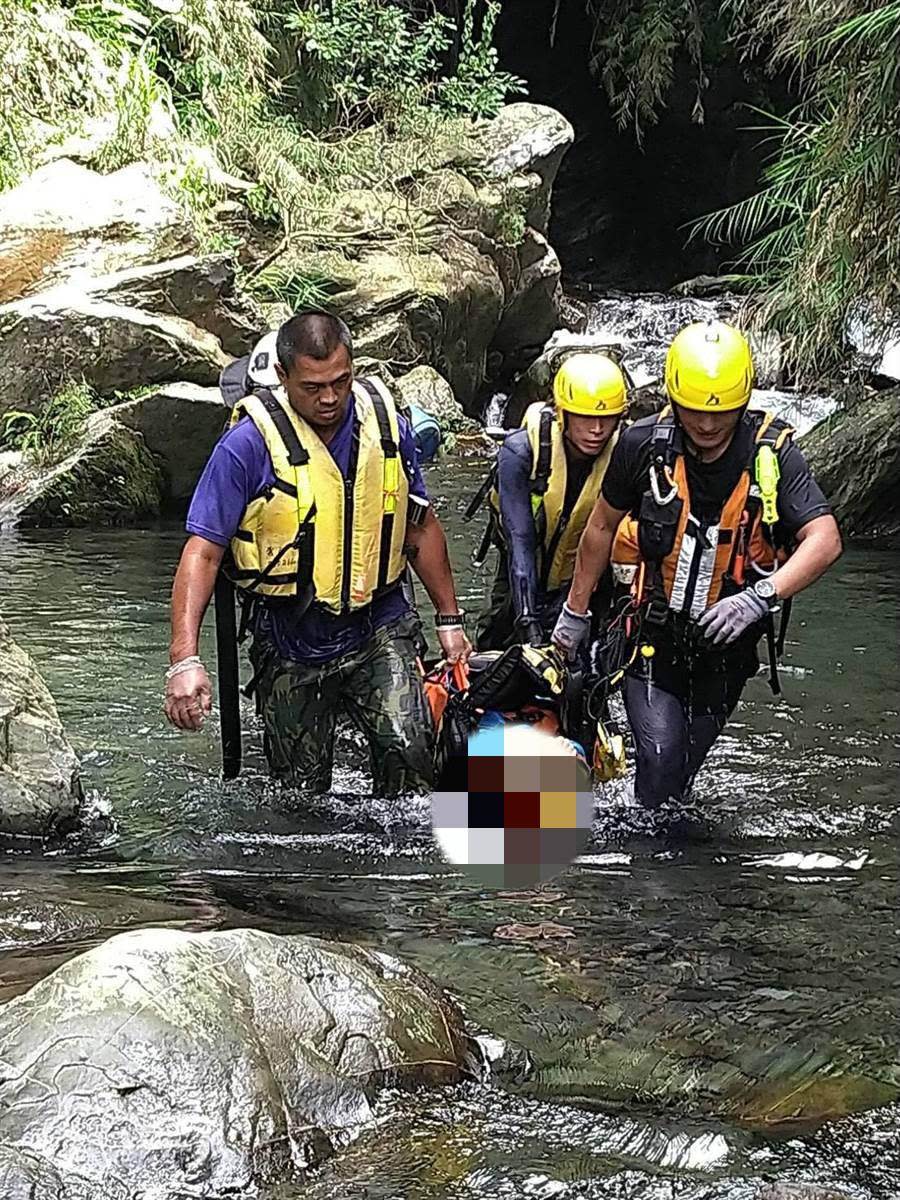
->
[1, 454, 899, 1197]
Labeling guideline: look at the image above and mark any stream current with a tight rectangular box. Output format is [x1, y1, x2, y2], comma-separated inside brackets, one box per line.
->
[1, 298, 899, 1199]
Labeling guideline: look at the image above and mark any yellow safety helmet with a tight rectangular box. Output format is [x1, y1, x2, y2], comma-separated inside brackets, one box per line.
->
[664, 320, 755, 412]
[553, 353, 627, 424]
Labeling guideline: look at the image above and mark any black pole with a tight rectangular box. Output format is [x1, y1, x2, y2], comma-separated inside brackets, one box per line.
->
[213, 572, 242, 779]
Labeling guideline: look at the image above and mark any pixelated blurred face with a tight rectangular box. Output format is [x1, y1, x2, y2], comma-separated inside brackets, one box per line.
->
[431, 723, 593, 887]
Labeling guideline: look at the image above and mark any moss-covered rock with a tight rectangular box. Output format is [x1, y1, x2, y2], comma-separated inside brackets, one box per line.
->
[9, 412, 164, 527]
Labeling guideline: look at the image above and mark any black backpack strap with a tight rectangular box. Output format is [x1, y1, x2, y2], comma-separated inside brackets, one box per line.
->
[253, 388, 309, 468]
[532, 406, 554, 496]
[357, 377, 400, 593]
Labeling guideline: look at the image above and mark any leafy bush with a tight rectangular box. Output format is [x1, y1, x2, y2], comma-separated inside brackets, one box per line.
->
[284, 0, 522, 127]
[0, 382, 96, 465]
[696, 1, 900, 377]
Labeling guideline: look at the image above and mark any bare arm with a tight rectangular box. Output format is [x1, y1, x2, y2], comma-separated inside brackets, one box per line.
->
[771, 514, 842, 600]
[170, 535, 226, 662]
[165, 535, 226, 731]
[566, 495, 628, 614]
[405, 507, 460, 615]
[405, 507, 470, 662]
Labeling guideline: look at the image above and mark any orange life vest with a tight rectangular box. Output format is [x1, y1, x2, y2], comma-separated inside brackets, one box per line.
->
[611, 409, 794, 620]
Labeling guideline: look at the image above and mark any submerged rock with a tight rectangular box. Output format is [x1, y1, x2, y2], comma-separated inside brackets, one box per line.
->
[0, 617, 83, 840]
[0, 927, 481, 1198]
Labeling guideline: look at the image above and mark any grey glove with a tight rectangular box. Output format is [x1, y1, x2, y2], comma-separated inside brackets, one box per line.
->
[697, 588, 770, 646]
[551, 602, 591, 661]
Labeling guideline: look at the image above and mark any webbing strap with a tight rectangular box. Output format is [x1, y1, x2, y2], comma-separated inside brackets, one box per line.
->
[255, 388, 309, 467]
[532, 406, 553, 497]
[357, 376, 400, 592]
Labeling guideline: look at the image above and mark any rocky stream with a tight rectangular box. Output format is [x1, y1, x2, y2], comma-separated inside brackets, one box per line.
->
[0, 99, 898, 1200]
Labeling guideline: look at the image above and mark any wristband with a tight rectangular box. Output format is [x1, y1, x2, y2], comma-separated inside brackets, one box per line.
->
[166, 655, 204, 680]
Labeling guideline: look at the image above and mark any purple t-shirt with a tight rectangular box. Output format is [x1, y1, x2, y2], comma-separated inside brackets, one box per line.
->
[186, 395, 429, 664]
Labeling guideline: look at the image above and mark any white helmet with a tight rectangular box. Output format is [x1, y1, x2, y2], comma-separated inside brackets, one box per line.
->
[247, 331, 280, 389]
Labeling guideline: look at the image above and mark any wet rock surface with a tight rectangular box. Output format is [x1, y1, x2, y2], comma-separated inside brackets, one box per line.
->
[0, 616, 82, 840]
[803, 386, 900, 542]
[0, 409, 164, 528]
[0, 927, 480, 1198]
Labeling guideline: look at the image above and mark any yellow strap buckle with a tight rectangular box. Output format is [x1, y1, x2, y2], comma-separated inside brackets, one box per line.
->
[754, 445, 780, 526]
[383, 457, 400, 514]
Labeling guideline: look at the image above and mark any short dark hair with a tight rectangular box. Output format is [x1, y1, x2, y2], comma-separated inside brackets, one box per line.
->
[276, 310, 353, 373]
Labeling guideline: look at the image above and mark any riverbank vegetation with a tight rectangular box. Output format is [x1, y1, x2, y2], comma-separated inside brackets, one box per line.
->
[1, 1, 898, 381]
[579, 0, 900, 376]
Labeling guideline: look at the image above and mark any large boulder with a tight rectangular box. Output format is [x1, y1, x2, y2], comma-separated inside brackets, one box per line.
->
[0, 159, 194, 301]
[114, 383, 228, 503]
[0, 927, 481, 1198]
[0, 292, 230, 415]
[802, 387, 900, 541]
[278, 236, 505, 410]
[474, 102, 576, 234]
[0, 410, 164, 528]
[86, 254, 263, 357]
[0, 618, 83, 839]
[261, 104, 573, 410]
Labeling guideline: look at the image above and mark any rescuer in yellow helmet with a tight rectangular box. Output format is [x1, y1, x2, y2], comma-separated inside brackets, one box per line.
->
[552, 319, 842, 811]
[468, 351, 628, 651]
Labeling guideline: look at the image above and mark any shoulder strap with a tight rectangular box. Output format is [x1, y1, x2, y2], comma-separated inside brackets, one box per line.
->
[649, 416, 680, 467]
[253, 388, 310, 468]
[532, 405, 553, 496]
[356, 376, 402, 592]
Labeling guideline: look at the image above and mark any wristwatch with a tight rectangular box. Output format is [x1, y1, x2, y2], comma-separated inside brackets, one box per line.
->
[434, 610, 465, 628]
[752, 578, 779, 608]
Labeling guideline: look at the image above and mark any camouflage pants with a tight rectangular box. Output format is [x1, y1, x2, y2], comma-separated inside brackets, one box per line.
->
[250, 613, 434, 796]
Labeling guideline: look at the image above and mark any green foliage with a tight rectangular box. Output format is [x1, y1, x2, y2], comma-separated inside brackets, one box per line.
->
[696, 1, 900, 377]
[578, 0, 722, 140]
[0, 0, 113, 189]
[0, 382, 96, 465]
[284, 0, 522, 127]
[244, 263, 334, 310]
[284, 0, 453, 128]
[437, 1, 525, 119]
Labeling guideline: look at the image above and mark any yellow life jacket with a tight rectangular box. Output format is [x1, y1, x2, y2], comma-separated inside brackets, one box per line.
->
[226, 377, 409, 613]
[611, 408, 793, 619]
[518, 402, 618, 592]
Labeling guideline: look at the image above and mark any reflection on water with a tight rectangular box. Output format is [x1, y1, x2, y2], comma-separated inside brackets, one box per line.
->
[0, 453, 899, 1199]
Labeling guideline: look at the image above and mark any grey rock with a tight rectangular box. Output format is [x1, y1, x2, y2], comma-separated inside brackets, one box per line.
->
[0, 927, 480, 1198]
[89, 254, 263, 356]
[393, 365, 478, 438]
[114, 383, 228, 502]
[0, 159, 194, 300]
[475, 103, 575, 233]
[0, 293, 230, 415]
[0, 410, 164, 529]
[802, 386, 900, 541]
[0, 617, 83, 840]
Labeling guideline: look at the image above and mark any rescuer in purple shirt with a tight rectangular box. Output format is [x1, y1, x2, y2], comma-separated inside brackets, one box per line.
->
[164, 310, 469, 796]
